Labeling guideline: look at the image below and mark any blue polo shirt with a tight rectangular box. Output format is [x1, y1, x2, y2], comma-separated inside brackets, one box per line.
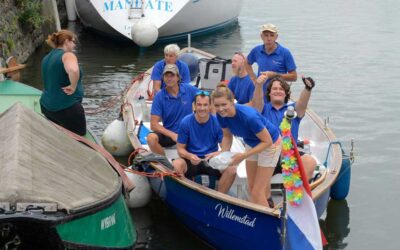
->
[217, 104, 280, 147]
[247, 43, 296, 102]
[262, 102, 302, 143]
[151, 84, 198, 133]
[151, 59, 191, 88]
[178, 114, 223, 158]
[228, 75, 255, 104]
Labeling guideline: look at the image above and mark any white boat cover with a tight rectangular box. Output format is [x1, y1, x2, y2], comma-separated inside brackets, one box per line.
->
[0, 103, 120, 213]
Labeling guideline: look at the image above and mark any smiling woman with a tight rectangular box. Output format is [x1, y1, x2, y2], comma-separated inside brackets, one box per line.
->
[212, 85, 281, 207]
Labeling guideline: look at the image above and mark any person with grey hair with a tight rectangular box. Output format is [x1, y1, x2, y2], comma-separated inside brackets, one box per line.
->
[151, 44, 191, 94]
[244, 23, 297, 103]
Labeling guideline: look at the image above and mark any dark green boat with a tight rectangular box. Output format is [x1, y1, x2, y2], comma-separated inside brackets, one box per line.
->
[0, 79, 136, 249]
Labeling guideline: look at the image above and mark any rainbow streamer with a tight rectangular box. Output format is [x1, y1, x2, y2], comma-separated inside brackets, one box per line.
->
[280, 118, 304, 206]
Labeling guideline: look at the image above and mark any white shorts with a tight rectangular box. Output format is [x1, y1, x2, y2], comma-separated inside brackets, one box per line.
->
[245, 137, 281, 168]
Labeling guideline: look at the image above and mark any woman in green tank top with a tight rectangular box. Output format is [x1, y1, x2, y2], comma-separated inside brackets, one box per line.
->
[40, 29, 86, 136]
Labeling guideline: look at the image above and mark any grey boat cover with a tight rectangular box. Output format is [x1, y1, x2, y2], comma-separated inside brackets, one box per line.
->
[0, 103, 120, 213]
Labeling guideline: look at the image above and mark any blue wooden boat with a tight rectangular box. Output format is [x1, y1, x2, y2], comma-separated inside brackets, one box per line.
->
[122, 47, 353, 249]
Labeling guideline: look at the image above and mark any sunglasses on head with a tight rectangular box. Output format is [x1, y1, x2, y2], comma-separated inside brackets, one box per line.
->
[195, 90, 210, 96]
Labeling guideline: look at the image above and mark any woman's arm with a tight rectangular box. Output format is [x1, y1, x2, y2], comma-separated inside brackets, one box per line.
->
[229, 128, 272, 166]
[220, 128, 233, 152]
[62, 52, 79, 95]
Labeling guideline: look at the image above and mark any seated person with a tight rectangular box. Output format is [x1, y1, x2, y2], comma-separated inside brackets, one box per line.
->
[227, 52, 255, 105]
[151, 44, 191, 93]
[173, 91, 236, 193]
[147, 64, 198, 155]
[252, 75, 317, 179]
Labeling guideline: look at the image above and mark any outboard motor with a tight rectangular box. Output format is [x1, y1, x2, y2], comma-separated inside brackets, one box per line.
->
[178, 53, 199, 81]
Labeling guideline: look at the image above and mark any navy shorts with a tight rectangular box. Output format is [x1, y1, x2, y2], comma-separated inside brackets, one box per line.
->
[152, 132, 176, 147]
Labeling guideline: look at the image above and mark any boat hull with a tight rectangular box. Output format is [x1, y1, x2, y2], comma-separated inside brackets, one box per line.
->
[163, 177, 282, 250]
[74, 0, 242, 44]
[1, 195, 136, 249]
[0, 80, 136, 249]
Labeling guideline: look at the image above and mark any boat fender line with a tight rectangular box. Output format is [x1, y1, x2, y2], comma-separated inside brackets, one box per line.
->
[124, 166, 181, 180]
[126, 150, 180, 179]
[51, 122, 135, 193]
[102, 116, 134, 156]
[323, 141, 352, 200]
[85, 72, 148, 115]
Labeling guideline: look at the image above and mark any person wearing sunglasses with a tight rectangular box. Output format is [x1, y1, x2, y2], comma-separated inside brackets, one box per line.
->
[150, 44, 191, 94]
[252, 76, 317, 180]
[148, 64, 199, 155]
[212, 85, 281, 207]
[172, 91, 237, 193]
[244, 23, 297, 103]
[227, 52, 255, 105]
[40, 29, 86, 136]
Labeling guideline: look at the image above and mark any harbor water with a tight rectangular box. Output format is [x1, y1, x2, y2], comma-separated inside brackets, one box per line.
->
[21, 0, 400, 249]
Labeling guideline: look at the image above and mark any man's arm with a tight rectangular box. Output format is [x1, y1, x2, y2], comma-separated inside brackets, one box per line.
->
[244, 59, 257, 83]
[177, 143, 201, 165]
[261, 70, 297, 82]
[150, 114, 178, 142]
[152, 80, 161, 93]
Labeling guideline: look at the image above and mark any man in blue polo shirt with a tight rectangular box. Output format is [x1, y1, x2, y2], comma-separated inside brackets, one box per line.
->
[227, 52, 255, 105]
[173, 91, 237, 193]
[245, 23, 297, 102]
[147, 64, 198, 155]
[251, 75, 316, 179]
[151, 44, 191, 93]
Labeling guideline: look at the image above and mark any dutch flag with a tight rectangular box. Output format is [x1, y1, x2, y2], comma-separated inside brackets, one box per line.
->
[284, 137, 325, 250]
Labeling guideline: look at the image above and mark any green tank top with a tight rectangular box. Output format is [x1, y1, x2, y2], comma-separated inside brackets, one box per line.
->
[40, 48, 84, 111]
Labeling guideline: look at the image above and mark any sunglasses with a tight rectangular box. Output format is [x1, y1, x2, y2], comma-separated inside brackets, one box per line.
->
[195, 90, 210, 96]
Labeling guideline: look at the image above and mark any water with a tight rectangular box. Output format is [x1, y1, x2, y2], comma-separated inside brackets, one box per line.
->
[20, 0, 400, 249]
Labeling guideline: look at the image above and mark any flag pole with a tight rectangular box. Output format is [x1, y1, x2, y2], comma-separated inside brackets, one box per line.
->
[280, 106, 297, 249]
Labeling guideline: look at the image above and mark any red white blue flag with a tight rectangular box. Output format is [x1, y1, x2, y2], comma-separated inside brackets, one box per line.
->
[281, 118, 324, 250]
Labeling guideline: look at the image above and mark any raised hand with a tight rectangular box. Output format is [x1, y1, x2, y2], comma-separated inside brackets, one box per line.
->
[302, 76, 315, 91]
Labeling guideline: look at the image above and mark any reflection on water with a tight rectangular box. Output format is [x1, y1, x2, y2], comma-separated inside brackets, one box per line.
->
[130, 197, 211, 250]
[321, 199, 350, 250]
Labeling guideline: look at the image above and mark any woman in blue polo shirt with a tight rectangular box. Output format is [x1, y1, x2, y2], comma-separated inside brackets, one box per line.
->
[212, 85, 281, 207]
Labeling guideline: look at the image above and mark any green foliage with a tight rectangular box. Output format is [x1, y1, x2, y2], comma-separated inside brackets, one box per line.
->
[16, 0, 45, 29]
[6, 38, 15, 52]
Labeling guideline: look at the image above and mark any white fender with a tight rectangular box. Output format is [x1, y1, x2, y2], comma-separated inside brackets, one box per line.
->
[101, 118, 133, 156]
[131, 17, 158, 47]
[126, 171, 152, 208]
